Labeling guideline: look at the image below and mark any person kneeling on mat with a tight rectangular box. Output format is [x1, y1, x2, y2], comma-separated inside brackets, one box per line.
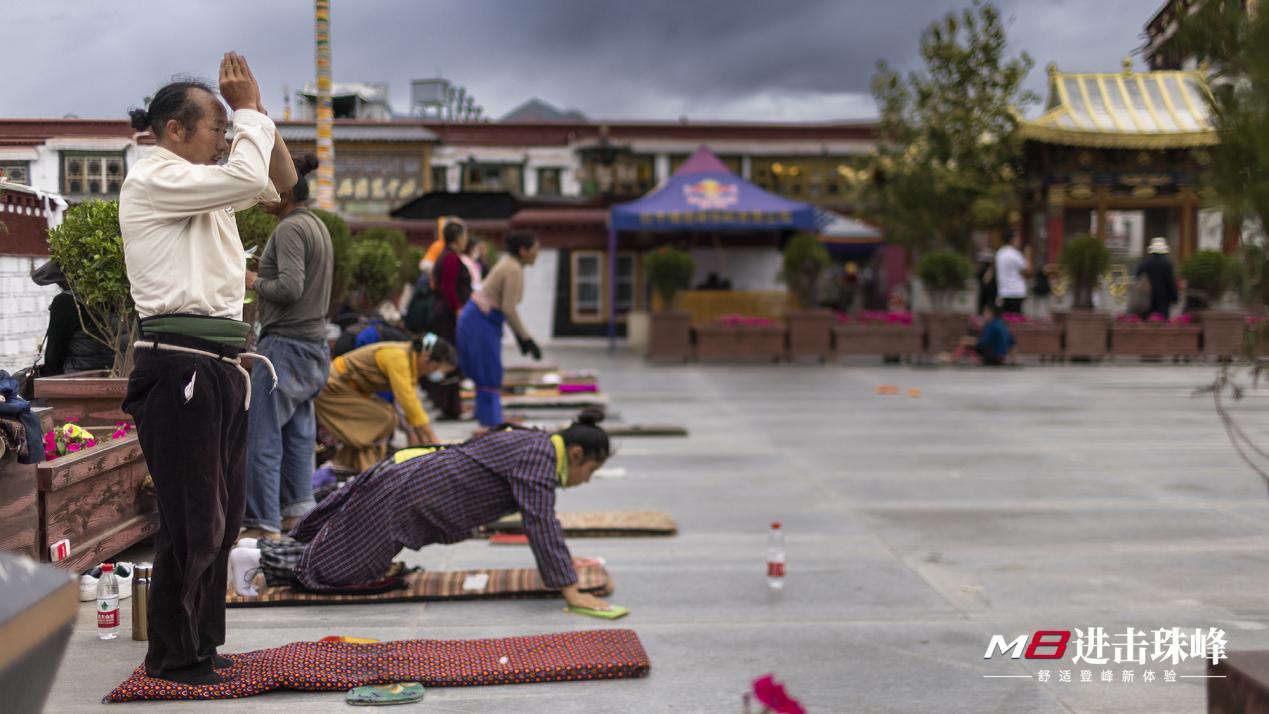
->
[232, 410, 613, 612]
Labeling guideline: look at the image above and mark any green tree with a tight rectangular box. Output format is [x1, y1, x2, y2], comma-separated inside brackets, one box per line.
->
[643, 247, 695, 310]
[1169, 2, 1269, 308]
[915, 250, 973, 311]
[356, 226, 416, 289]
[1059, 234, 1110, 310]
[312, 208, 352, 314]
[234, 206, 278, 256]
[863, 1, 1035, 254]
[46, 200, 137, 375]
[780, 234, 832, 309]
[349, 239, 400, 306]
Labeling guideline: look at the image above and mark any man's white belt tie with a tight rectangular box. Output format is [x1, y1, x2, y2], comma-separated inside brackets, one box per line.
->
[133, 341, 277, 411]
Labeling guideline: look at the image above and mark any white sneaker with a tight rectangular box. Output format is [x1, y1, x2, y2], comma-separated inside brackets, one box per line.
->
[78, 562, 133, 602]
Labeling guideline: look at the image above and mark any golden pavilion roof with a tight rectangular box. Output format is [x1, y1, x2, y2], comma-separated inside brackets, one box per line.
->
[1020, 60, 1217, 149]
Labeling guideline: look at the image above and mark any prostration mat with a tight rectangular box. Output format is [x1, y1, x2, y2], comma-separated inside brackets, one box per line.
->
[103, 629, 650, 702]
[226, 558, 613, 607]
[483, 511, 678, 537]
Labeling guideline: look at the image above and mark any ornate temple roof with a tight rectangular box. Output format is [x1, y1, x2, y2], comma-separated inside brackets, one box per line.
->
[1020, 60, 1217, 149]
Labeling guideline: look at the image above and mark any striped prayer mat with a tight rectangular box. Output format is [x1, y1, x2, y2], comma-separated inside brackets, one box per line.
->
[226, 559, 612, 608]
[103, 629, 650, 702]
[500, 391, 609, 409]
[484, 511, 678, 538]
[520, 422, 689, 437]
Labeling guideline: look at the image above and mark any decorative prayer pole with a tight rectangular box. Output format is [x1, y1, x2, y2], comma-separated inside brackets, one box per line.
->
[314, 0, 335, 210]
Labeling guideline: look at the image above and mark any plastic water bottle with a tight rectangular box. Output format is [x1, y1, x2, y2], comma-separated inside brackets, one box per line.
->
[96, 563, 119, 640]
[766, 522, 785, 590]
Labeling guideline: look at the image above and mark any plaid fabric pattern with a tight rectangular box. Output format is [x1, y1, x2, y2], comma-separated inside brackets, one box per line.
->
[226, 558, 611, 608]
[291, 430, 577, 590]
[484, 511, 678, 537]
[258, 538, 307, 587]
[104, 629, 650, 702]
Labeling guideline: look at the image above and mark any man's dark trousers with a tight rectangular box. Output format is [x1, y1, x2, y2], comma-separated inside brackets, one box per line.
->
[123, 333, 248, 683]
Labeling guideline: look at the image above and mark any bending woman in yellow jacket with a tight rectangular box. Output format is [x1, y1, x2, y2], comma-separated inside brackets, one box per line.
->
[316, 333, 457, 471]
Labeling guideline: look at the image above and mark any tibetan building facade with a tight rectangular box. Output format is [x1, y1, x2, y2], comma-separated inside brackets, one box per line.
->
[1018, 61, 1225, 271]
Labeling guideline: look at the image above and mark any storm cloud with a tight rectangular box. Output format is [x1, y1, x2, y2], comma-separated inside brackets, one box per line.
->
[3, 0, 1162, 122]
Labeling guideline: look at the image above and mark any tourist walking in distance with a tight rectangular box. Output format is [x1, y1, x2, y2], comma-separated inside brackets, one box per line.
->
[994, 233, 1030, 315]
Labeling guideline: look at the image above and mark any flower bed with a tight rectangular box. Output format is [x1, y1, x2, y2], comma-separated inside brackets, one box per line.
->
[36, 421, 155, 572]
[695, 316, 785, 362]
[1197, 311, 1247, 360]
[921, 312, 972, 355]
[1110, 313, 1201, 359]
[647, 310, 693, 362]
[833, 312, 922, 359]
[999, 315, 1063, 360]
[1060, 311, 1109, 359]
[786, 309, 832, 362]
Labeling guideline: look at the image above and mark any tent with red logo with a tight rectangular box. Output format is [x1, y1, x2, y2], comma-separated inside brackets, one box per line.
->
[605, 146, 818, 345]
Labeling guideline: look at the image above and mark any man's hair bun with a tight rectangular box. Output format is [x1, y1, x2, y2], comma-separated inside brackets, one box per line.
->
[574, 408, 605, 427]
[295, 153, 319, 176]
[128, 108, 150, 132]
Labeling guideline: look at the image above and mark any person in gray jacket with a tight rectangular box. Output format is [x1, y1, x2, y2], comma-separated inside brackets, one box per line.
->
[241, 154, 333, 540]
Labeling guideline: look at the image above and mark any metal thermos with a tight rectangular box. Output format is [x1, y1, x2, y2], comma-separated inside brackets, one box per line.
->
[131, 563, 151, 641]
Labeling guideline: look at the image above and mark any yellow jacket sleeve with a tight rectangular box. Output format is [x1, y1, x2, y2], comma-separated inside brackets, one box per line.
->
[374, 347, 429, 427]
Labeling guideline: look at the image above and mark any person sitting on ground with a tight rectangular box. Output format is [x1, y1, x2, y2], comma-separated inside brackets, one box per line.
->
[945, 303, 1014, 366]
[230, 411, 614, 612]
[314, 333, 456, 473]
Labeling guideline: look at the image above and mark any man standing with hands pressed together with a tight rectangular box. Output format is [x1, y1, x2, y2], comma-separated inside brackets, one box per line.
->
[120, 53, 297, 685]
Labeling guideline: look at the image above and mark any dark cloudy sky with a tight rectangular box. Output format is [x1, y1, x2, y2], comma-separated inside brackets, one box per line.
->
[4, 0, 1163, 122]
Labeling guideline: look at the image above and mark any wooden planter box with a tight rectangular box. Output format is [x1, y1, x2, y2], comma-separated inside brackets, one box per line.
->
[833, 323, 923, 359]
[921, 313, 971, 355]
[694, 325, 786, 363]
[0, 407, 53, 560]
[33, 370, 129, 427]
[35, 432, 156, 573]
[1110, 324, 1201, 359]
[647, 311, 692, 362]
[1061, 311, 1110, 359]
[1198, 311, 1246, 359]
[1011, 323, 1063, 360]
[786, 310, 833, 362]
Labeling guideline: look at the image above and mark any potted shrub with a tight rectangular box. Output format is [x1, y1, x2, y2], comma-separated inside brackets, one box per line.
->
[1110, 313, 1201, 360]
[36, 201, 135, 426]
[780, 233, 833, 361]
[1058, 234, 1111, 360]
[915, 250, 973, 354]
[644, 247, 695, 361]
[833, 311, 922, 361]
[1180, 249, 1246, 359]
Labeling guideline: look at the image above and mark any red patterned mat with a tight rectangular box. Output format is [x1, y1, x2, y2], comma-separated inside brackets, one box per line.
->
[104, 629, 649, 702]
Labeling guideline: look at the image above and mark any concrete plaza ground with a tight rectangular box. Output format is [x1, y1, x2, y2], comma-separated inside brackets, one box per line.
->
[45, 349, 1269, 713]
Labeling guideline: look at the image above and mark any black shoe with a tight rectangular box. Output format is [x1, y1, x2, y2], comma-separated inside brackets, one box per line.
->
[147, 669, 224, 686]
[213, 654, 234, 669]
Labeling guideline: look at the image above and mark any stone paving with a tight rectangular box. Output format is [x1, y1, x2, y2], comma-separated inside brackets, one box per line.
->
[46, 349, 1269, 713]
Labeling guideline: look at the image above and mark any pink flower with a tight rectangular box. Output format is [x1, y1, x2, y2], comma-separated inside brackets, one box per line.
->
[44, 448, 58, 461]
[66, 443, 81, 453]
[111, 429, 126, 440]
[44, 431, 57, 451]
[1170, 314, 1193, 326]
[752, 674, 805, 714]
[84, 439, 95, 448]
[1117, 313, 1142, 323]
[1147, 312, 1166, 323]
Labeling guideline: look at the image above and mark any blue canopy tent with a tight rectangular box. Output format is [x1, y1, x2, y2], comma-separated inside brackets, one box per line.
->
[605, 147, 818, 348]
